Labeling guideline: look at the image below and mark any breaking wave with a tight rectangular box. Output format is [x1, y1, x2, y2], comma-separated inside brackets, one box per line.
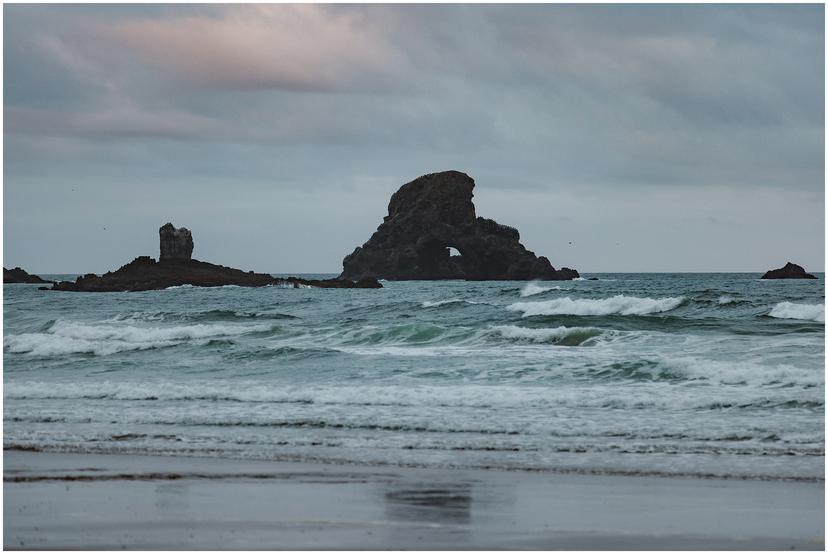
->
[519, 282, 562, 297]
[4, 320, 274, 357]
[487, 325, 603, 346]
[422, 299, 477, 308]
[507, 295, 685, 317]
[768, 302, 824, 323]
[111, 310, 298, 323]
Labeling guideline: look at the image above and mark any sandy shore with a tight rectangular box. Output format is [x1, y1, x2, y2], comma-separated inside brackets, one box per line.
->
[3, 450, 824, 550]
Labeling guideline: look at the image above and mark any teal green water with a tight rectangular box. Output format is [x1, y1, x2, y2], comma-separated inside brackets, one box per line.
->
[4, 273, 824, 480]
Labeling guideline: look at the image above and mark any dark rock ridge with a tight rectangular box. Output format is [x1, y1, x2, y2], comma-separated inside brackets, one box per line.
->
[51, 223, 381, 292]
[340, 171, 579, 281]
[761, 262, 817, 280]
[4, 267, 52, 284]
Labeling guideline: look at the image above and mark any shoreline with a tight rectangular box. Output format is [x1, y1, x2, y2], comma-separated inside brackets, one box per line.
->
[4, 445, 823, 484]
[4, 450, 824, 550]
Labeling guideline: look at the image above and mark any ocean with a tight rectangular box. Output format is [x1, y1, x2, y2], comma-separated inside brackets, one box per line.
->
[4, 273, 824, 481]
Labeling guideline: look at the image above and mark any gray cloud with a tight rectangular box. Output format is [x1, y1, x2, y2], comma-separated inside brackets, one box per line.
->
[4, 4, 824, 273]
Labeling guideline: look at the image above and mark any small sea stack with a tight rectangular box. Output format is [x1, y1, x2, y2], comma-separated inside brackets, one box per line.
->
[3, 267, 52, 284]
[760, 262, 817, 280]
[340, 170, 579, 281]
[50, 223, 381, 292]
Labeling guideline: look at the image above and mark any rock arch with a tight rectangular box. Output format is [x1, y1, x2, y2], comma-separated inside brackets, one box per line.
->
[340, 171, 578, 281]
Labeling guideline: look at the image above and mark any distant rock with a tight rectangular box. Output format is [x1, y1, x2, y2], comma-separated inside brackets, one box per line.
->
[159, 223, 194, 261]
[587, 277, 599, 281]
[50, 224, 381, 292]
[340, 171, 579, 281]
[4, 267, 52, 284]
[760, 262, 817, 280]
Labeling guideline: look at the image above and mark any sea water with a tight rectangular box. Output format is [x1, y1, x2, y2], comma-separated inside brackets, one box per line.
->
[4, 273, 824, 480]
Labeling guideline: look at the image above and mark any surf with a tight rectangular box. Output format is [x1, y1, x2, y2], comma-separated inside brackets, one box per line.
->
[507, 295, 685, 317]
[768, 302, 825, 323]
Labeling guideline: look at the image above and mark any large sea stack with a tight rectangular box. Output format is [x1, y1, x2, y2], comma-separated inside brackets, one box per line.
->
[761, 262, 817, 280]
[51, 223, 381, 292]
[159, 223, 194, 261]
[340, 171, 578, 281]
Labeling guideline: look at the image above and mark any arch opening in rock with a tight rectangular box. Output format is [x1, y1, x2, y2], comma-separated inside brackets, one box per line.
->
[340, 170, 579, 281]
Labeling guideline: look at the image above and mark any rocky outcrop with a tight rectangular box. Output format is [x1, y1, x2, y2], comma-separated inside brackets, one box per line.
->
[340, 171, 578, 281]
[4, 267, 52, 284]
[761, 262, 817, 280]
[159, 223, 194, 261]
[51, 224, 381, 292]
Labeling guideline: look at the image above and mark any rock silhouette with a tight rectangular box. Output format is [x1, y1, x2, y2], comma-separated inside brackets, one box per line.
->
[340, 171, 578, 281]
[159, 223, 194, 261]
[3, 267, 52, 284]
[51, 223, 381, 292]
[761, 262, 817, 280]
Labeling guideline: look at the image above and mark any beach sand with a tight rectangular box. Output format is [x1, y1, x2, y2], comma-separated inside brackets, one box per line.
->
[4, 450, 824, 550]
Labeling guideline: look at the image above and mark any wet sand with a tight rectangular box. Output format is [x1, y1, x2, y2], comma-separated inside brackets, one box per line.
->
[4, 450, 824, 550]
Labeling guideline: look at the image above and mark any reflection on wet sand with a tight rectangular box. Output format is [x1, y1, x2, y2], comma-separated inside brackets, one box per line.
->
[384, 482, 473, 525]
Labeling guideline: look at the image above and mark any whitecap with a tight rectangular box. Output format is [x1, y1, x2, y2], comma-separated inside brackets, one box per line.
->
[768, 302, 824, 323]
[422, 299, 482, 308]
[507, 295, 684, 317]
[488, 325, 603, 346]
[4, 320, 273, 357]
[519, 282, 561, 297]
[270, 282, 314, 289]
[718, 296, 736, 305]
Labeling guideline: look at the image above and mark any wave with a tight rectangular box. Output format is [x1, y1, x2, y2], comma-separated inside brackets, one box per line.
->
[487, 325, 603, 346]
[718, 296, 736, 305]
[507, 295, 685, 317]
[519, 282, 562, 297]
[647, 356, 823, 388]
[422, 299, 465, 308]
[768, 302, 824, 323]
[111, 310, 298, 323]
[335, 322, 476, 346]
[4, 320, 275, 357]
[270, 282, 314, 289]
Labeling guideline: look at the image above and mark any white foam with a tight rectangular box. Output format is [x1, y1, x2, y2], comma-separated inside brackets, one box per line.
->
[718, 296, 736, 305]
[657, 356, 824, 388]
[110, 312, 166, 322]
[488, 325, 602, 344]
[421, 299, 482, 307]
[507, 295, 684, 317]
[768, 302, 825, 323]
[5, 320, 272, 357]
[519, 282, 561, 297]
[164, 284, 194, 290]
[270, 282, 314, 289]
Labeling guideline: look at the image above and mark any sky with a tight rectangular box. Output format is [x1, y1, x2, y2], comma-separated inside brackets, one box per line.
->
[4, 3, 825, 274]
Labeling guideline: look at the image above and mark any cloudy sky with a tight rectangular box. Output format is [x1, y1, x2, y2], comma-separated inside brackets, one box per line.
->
[4, 3, 824, 274]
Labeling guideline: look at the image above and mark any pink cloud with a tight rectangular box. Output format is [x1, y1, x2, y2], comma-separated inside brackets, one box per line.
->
[103, 4, 400, 91]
